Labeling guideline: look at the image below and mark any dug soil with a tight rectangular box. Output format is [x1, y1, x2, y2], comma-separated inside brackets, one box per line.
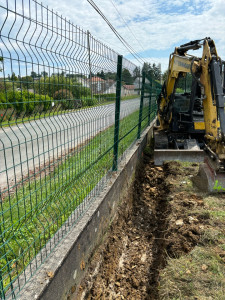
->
[74, 152, 207, 300]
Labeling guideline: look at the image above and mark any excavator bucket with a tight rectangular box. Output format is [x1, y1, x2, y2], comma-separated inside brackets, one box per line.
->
[154, 129, 205, 165]
[194, 157, 225, 192]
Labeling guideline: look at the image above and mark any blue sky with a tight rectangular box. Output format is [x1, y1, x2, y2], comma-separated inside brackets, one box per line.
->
[1, 0, 225, 74]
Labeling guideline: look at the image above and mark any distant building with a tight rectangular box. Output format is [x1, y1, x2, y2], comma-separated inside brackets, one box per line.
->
[87, 77, 105, 94]
[76, 77, 89, 88]
[88, 77, 117, 95]
[103, 80, 116, 94]
[134, 77, 141, 91]
[122, 84, 137, 96]
[134, 77, 150, 95]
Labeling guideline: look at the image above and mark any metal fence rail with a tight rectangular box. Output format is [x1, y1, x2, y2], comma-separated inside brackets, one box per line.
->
[0, 0, 161, 298]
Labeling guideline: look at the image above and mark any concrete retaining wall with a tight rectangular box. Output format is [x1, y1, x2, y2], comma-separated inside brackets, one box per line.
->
[19, 121, 155, 300]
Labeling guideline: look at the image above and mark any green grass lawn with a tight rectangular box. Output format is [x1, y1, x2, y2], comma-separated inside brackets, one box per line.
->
[159, 165, 225, 300]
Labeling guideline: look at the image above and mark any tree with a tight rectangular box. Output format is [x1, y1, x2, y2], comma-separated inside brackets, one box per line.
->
[66, 74, 77, 79]
[41, 71, 48, 77]
[142, 62, 153, 78]
[162, 70, 168, 82]
[21, 76, 34, 89]
[152, 63, 161, 81]
[33, 75, 91, 100]
[104, 72, 116, 81]
[31, 71, 37, 79]
[142, 62, 161, 81]
[88, 72, 95, 79]
[122, 68, 133, 85]
[96, 70, 105, 80]
[11, 72, 18, 81]
[133, 66, 141, 80]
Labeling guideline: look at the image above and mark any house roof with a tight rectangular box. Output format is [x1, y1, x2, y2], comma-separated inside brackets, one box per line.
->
[90, 77, 105, 82]
[123, 85, 135, 90]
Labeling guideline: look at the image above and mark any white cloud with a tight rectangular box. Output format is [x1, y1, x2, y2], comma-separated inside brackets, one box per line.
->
[1, 0, 225, 73]
[47, 0, 224, 62]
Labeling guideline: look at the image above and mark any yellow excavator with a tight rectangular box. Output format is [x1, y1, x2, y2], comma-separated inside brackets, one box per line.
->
[155, 37, 225, 191]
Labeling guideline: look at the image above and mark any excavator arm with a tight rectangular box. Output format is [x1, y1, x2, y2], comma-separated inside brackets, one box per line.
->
[198, 38, 225, 164]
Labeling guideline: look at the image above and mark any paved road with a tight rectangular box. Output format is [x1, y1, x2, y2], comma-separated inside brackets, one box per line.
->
[0, 99, 141, 190]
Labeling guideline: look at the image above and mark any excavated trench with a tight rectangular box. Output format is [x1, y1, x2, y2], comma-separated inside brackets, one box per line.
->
[73, 151, 202, 300]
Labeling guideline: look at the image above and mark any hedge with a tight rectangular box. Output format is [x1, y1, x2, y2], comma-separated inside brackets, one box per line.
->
[0, 90, 52, 115]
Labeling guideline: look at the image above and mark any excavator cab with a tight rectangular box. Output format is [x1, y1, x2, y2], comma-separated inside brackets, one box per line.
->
[157, 71, 205, 150]
[171, 76, 203, 133]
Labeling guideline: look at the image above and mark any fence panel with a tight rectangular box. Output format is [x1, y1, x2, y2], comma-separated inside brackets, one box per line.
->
[0, 0, 161, 298]
[117, 58, 141, 159]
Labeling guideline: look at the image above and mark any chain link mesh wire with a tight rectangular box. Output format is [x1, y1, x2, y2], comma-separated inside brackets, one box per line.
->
[0, 0, 160, 298]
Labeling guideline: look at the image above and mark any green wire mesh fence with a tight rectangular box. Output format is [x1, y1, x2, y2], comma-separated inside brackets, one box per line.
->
[0, 0, 161, 298]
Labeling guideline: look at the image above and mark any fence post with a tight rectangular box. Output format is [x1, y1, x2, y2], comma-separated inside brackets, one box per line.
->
[137, 71, 145, 139]
[0, 221, 5, 300]
[87, 30, 93, 100]
[148, 78, 153, 126]
[0, 269, 4, 300]
[112, 55, 123, 171]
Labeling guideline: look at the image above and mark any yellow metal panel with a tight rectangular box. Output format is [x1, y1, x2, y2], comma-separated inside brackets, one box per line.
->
[171, 55, 192, 75]
[194, 122, 205, 130]
[194, 121, 220, 130]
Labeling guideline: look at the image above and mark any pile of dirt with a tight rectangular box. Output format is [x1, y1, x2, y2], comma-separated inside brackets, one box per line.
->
[74, 154, 206, 300]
